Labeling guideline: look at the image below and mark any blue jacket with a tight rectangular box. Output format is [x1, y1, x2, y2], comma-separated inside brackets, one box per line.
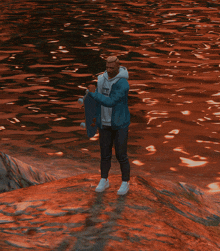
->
[88, 70, 130, 130]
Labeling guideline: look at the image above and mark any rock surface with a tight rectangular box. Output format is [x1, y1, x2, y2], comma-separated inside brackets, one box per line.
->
[0, 173, 219, 250]
[0, 152, 57, 193]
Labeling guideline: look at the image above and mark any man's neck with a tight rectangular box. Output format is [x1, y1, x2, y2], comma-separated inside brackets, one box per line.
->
[108, 71, 119, 80]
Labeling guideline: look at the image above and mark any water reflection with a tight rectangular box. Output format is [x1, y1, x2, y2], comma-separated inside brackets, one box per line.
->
[180, 157, 208, 168]
[0, 0, 219, 189]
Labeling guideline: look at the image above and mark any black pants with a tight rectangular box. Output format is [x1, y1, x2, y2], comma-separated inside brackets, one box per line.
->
[99, 125, 130, 181]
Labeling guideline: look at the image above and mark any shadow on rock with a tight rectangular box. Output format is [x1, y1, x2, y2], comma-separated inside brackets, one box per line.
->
[0, 172, 219, 250]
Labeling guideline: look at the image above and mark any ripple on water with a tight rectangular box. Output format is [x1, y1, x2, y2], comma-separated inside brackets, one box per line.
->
[0, 0, 219, 184]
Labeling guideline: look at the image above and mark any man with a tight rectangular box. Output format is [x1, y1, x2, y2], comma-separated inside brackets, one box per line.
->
[88, 56, 131, 195]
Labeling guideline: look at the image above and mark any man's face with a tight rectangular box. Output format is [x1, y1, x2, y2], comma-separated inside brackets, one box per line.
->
[106, 62, 119, 79]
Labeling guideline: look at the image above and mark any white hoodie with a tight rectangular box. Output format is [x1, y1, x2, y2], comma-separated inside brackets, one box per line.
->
[97, 66, 129, 126]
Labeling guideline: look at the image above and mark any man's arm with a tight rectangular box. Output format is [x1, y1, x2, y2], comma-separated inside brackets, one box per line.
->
[88, 79, 129, 107]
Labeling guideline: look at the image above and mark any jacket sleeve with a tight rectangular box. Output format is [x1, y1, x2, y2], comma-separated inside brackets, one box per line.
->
[88, 79, 129, 107]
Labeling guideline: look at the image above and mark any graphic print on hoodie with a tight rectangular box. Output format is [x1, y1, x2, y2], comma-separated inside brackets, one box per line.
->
[100, 66, 129, 126]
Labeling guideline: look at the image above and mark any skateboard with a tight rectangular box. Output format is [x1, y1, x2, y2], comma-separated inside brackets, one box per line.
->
[78, 89, 98, 138]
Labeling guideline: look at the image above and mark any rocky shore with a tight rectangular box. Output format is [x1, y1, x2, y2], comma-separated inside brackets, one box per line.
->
[0, 152, 57, 193]
[0, 155, 219, 250]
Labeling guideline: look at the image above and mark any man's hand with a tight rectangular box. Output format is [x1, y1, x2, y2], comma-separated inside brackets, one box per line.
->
[88, 84, 96, 93]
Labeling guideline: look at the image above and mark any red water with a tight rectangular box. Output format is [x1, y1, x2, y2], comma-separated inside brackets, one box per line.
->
[0, 0, 220, 192]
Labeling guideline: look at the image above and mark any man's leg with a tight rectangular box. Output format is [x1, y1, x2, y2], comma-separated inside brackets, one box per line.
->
[114, 126, 130, 182]
[99, 126, 114, 179]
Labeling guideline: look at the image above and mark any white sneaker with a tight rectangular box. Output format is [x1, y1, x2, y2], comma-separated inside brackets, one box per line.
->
[95, 178, 109, 192]
[117, 181, 129, 195]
